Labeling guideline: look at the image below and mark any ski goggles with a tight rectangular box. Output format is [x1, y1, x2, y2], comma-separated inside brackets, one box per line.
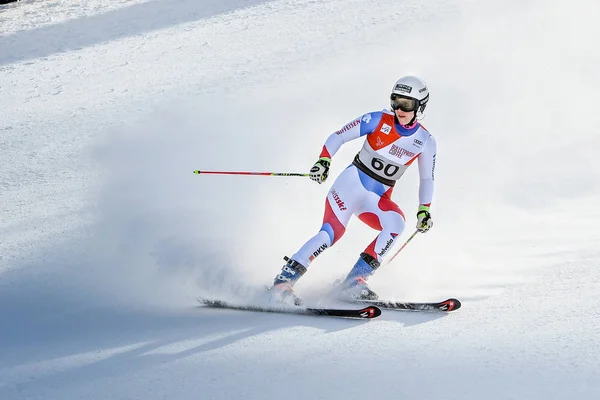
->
[390, 94, 419, 112]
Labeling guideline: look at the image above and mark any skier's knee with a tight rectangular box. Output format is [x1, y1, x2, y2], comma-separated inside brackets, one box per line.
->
[320, 222, 346, 245]
[383, 216, 405, 236]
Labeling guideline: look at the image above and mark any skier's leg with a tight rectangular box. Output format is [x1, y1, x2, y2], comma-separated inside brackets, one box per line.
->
[357, 188, 406, 263]
[341, 178, 406, 299]
[289, 188, 354, 268]
[271, 166, 365, 292]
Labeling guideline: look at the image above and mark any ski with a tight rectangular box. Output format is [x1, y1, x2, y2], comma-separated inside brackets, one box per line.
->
[348, 298, 461, 312]
[198, 298, 382, 319]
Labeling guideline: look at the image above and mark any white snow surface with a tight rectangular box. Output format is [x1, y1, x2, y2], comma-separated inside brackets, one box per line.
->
[1, 0, 600, 399]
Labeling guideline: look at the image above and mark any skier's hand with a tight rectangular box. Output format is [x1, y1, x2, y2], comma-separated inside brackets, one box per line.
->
[416, 205, 433, 233]
[309, 157, 331, 184]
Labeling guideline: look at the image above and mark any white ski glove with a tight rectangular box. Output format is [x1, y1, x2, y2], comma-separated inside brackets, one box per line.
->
[416, 205, 433, 233]
[309, 157, 331, 184]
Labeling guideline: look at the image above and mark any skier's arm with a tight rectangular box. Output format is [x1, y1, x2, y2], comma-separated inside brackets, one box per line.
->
[417, 135, 437, 207]
[318, 113, 382, 159]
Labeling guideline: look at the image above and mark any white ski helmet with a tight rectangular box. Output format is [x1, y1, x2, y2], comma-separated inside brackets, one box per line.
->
[390, 76, 429, 121]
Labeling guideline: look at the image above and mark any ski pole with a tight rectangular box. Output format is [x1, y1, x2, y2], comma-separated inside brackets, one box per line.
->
[193, 170, 309, 177]
[387, 229, 419, 263]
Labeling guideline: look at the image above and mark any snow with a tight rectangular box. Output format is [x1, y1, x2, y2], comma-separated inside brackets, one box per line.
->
[1, 0, 600, 399]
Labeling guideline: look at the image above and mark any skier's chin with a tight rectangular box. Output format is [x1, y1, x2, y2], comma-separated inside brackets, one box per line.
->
[397, 115, 411, 125]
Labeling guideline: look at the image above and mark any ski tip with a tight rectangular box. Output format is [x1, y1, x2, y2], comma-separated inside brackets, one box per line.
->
[437, 298, 461, 311]
[197, 297, 221, 307]
[358, 305, 382, 318]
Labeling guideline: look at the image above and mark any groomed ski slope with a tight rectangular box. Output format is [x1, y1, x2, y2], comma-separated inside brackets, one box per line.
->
[1, 0, 599, 399]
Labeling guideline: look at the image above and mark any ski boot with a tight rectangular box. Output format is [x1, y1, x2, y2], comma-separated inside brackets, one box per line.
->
[269, 256, 307, 306]
[338, 252, 380, 300]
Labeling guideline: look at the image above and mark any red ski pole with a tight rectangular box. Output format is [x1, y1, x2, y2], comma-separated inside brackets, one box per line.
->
[193, 170, 309, 177]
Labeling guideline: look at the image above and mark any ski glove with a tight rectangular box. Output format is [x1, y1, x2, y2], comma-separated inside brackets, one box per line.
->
[416, 205, 433, 233]
[309, 157, 331, 184]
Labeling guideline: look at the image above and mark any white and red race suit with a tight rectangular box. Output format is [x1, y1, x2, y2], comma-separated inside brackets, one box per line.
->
[291, 109, 436, 267]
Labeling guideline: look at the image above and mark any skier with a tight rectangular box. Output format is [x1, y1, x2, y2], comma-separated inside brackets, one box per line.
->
[270, 76, 436, 305]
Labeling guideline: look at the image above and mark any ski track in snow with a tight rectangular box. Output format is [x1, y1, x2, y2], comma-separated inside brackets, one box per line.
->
[0, 0, 151, 36]
[1, 0, 600, 399]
